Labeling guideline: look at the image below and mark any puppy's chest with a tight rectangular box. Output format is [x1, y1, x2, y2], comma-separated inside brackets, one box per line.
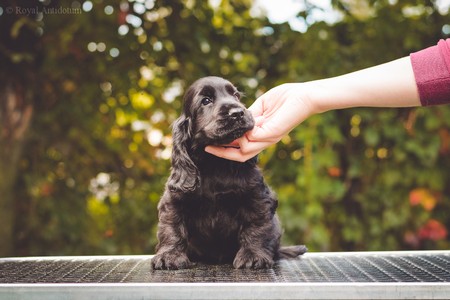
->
[183, 189, 247, 235]
[184, 165, 256, 234]
[185, 189, 245, 217]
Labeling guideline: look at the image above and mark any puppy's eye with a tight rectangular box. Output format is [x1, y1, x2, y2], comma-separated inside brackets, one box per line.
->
[233, 92, 241, 100]
[201, 97, 212, 106]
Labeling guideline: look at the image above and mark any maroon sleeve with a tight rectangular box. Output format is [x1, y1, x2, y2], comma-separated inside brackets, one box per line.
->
[410, 39, 450, 106]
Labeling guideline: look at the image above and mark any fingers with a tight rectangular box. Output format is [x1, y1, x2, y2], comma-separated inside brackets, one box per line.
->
[205, 136, 272, 162]
[254, 115, 265, 127]
[204, 146, 252, 162]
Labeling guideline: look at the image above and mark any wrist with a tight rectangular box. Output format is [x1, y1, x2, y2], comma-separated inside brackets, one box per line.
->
[283, 83, 319, 127]
[300, 81, 334, 114]
[301, 77, 369, 113]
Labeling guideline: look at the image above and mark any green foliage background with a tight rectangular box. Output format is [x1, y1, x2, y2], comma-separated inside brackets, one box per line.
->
[0, 0, 449, 257]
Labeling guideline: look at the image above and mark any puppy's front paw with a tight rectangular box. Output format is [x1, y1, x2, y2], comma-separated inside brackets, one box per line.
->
[233, 249, 274, 269]
[151, 252, 192, 270]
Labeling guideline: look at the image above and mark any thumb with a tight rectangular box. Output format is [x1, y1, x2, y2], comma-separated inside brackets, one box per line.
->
[247, 125, 269, 141]
[248, 120, 284, 143]
[246, 116, 265, 141]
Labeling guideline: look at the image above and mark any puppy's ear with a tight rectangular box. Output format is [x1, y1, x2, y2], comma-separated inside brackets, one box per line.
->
[167, 114, 200, 193]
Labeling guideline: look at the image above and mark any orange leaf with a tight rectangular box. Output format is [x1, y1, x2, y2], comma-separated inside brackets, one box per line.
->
[327, 167, 341, 177]
[409, 189, 422, 206]
[418, 219, 448, 241]
[409, 188, 437, 211]
[403, 231, 420, 248]
[104, 229, 114, 238]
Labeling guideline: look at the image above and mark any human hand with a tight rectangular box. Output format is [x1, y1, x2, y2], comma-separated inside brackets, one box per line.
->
[205, 83, 315, 162]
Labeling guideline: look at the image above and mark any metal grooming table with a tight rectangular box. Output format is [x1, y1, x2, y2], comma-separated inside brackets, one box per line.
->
[1, 251, 450, 299]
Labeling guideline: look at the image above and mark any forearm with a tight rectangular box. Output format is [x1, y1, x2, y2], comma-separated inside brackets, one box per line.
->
[304, 56, 421, 114]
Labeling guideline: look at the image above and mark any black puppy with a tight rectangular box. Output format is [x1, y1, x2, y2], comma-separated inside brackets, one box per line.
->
[151, 76, 306, 270]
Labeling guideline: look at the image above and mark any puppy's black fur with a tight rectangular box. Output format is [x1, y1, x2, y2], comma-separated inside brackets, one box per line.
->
[151, 76, 306, 270]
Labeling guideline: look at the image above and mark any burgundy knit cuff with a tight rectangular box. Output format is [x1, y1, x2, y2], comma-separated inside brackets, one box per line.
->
[410, 39, 450, 106]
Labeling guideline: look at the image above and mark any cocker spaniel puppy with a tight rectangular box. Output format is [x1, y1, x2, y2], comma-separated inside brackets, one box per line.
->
[151, 76, 306, 270]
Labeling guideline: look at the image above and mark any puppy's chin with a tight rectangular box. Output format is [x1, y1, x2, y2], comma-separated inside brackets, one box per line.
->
[221, 129, 249, 143]
[212, 122, 254, 145]
[196, 126, 251, 149]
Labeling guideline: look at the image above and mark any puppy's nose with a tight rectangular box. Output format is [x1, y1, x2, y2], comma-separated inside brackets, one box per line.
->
[228, 107, 245, 120]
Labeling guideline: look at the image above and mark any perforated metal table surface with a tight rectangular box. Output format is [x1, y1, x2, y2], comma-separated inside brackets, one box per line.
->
[1, 251, 450, 299]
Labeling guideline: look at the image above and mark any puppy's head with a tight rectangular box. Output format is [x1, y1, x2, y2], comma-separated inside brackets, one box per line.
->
[183, 76, 255, 147]
[168, 77, 254, 193]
